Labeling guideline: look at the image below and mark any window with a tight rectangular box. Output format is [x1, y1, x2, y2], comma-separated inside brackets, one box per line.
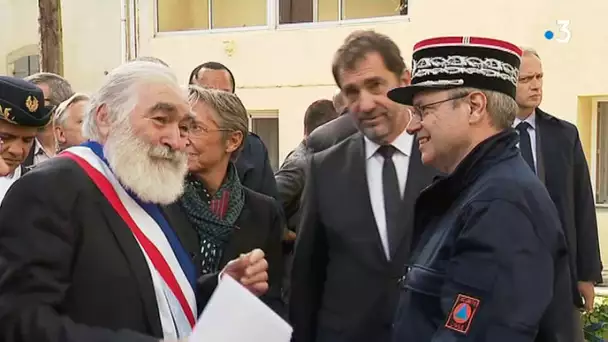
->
[249, 112, 279, 172]
[12, 55, 40, 78]
[595, 101, 608, 204]
[156, 0, 267, 32]
[279, 0, 407, 24]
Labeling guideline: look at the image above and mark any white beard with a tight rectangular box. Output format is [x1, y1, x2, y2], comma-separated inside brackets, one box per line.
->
[103, 123, 188, 205]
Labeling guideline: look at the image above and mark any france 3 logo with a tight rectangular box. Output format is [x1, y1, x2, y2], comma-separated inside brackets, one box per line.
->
[544, 20, 571, 43]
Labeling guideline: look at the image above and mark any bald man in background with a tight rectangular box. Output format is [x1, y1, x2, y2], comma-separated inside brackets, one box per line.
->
[189, 62, 279, 200]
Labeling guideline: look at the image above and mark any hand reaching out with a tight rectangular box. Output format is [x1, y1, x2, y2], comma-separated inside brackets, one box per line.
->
[221, 249, 269, 297]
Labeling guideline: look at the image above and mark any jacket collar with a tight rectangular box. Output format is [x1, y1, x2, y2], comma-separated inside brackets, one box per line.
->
[420, 129, 519, 207]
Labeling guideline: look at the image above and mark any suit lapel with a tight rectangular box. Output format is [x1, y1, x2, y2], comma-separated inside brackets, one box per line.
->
[161, 204, 199, 260]
[99, 202, 163, 337]
[220, 205, 254, 268]
[535, 121, 547, 184]
[390, 143, 429, 260]
[351, 134, 391, 266]
[22, 140, 36, 169]
[536, 109, 566, 196]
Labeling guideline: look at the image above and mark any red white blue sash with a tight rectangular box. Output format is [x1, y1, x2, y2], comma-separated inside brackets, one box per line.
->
[60, 146, 197, 339]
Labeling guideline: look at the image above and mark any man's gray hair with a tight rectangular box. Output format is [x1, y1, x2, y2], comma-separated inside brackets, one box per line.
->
[450, 87, 518, 130]
[130, 56, 169, 67]
[25, 72, 74, 106]
[520, 47, 541, 60]
[53, 93, 90, 127]
[82, 61, 181, 141]
[188, 85, 249, 160]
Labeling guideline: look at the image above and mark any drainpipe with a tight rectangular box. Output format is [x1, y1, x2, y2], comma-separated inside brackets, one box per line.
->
[120, 0, 128, 63]
[128, 0, 138, 58]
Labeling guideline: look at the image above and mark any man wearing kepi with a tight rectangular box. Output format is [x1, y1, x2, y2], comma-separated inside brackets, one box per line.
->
[389, 37, 574, 341]
[0, 61, 270, 342]
[0, 76, 53, 201]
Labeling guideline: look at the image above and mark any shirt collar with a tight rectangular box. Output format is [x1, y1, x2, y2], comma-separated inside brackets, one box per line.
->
[513, 110, 537, 130]
[364, 128, 414, 160]
[34, 138, 53, 157]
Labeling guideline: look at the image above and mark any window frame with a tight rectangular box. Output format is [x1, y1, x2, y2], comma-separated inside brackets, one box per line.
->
[153, 0, 409, 35]
[154, 0, 275, 36]
[590, 97, 608, 207]
[6, 44, 40, 78]
[11, 55, 40, 78]
[276, 0, 410, 29]
[248, 110, 280, 172]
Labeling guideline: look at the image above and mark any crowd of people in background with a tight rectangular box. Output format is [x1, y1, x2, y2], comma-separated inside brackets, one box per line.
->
[0, 29, 601, 342]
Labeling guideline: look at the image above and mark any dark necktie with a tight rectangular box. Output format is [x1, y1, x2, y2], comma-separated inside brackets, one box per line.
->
[516, 122, 536, 173]
[377, 145, 401, 257]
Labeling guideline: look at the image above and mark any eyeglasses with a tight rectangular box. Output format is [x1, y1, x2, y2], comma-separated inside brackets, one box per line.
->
[184, 121, 233, 137]
[410, 92, 471, 121]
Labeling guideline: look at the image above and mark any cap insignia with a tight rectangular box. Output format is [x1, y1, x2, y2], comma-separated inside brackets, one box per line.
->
[25, 95, 39, 113]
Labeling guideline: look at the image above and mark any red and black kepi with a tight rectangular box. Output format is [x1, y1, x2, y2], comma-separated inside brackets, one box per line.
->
[388, 36, 523, 106]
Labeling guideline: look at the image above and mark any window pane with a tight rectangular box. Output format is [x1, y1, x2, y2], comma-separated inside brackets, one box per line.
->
[212, 0, 266, 29]
[251, 118, 279, 172]
[318, 0, 338, 22]
[28, 55, 40, 75]
[157, 0, 210, 32]
[343, 0, 402, 20]
[12, 56, 30, 78]
[279, 0, 313, 24]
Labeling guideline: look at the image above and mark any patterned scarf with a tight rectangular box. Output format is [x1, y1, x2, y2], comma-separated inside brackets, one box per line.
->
[179, 163, 245, 275]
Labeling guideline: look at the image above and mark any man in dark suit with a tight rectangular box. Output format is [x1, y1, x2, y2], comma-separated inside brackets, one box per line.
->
[514, 47, 602, 341]
[305, 110, 357, 153]
[304, 88, 356, 153]
[290, 30, 436, 342]
[276, 99, 339, 235]
[275, 99, 339, 310]
[0, 63, 270, 342]
[189, 61, 278, 199]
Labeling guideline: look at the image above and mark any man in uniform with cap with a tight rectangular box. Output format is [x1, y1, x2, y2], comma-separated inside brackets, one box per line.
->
[389, 37, 574, 341]
[0, 76, 53, 201]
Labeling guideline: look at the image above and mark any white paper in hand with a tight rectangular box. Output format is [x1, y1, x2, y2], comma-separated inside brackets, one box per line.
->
[188, 275, 292, 342]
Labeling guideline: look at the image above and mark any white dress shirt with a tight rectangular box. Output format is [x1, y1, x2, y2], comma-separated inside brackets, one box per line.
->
[513, 111, 538, 171]
[364, 130, 414, 260]
[32, 138, 53, 165]
[0, 166, 21, 203]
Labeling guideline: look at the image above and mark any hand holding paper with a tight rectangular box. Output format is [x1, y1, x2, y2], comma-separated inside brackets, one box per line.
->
[221, 248, 269, 297]
[188, 275, 292, 342]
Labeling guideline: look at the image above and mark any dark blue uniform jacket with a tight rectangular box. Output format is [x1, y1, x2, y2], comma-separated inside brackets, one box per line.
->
[392, 130, 575, 342]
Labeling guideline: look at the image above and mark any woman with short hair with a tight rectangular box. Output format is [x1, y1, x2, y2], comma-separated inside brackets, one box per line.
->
[179, 86, 284, 314]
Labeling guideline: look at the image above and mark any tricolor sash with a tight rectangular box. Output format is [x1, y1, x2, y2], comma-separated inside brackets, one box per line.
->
[61, 146, 197, 339]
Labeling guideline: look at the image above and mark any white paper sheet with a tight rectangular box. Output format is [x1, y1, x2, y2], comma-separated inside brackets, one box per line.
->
[188, 275, 293, 342]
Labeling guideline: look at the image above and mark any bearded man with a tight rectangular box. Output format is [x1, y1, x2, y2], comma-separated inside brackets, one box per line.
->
[0, 61, 270, 342]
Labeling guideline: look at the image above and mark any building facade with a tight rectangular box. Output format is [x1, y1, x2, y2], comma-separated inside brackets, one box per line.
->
[2, 0, 608, 260]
